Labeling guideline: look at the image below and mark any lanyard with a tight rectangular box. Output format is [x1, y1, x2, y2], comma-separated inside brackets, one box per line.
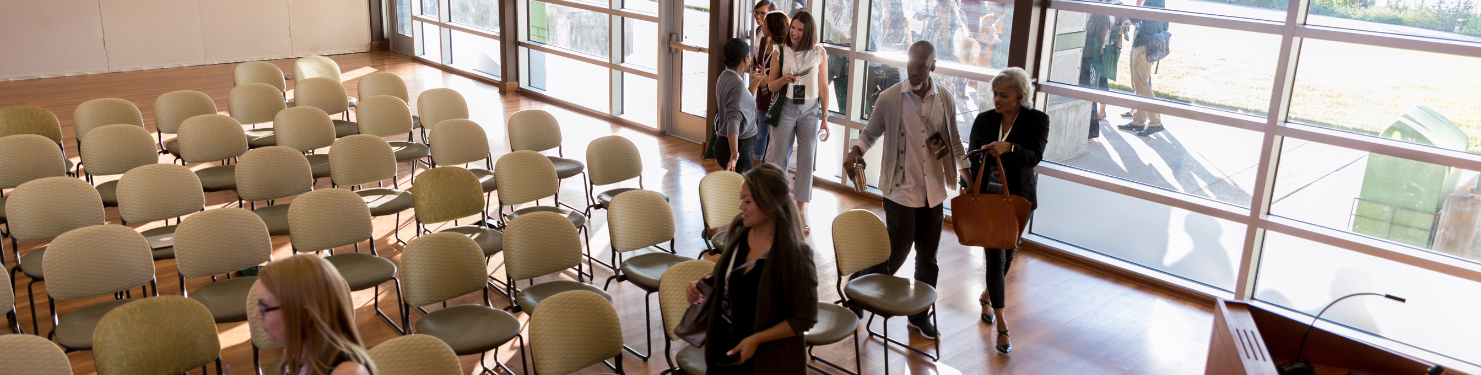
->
[723, 247, 767, 297]
[906, 82, 940, 128]
[998, 112, 1016, 143]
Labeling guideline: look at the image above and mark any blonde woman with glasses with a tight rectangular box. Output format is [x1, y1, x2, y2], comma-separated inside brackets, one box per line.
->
[253, 255, 377, 375]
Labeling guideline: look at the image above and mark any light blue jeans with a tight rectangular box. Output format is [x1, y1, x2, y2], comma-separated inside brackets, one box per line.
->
[765, 98, 821, 202]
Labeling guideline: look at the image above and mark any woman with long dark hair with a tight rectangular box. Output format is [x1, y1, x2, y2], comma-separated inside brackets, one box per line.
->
[764, 10, 830, 234]
[252, 255, 377, 375]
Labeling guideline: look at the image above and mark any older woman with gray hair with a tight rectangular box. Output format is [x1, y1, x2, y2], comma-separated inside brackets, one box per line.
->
[964, 66, 1047, 354]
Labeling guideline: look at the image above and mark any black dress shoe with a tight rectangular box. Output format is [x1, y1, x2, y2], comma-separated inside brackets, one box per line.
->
[1121, 111, 1133, 119]
[908, 319, 939, 340]
[980, 299, 996, 324]
[1135, 126, 1166, 137]
[1117, 123, 1143, 131]
[996, 330, 1012, 353]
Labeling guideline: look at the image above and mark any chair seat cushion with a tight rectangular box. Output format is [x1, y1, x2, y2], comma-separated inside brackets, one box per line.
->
[710, 230, 728, 249]
[515, 280, 611, 313]
[805, 303, 860, 346]
[195, 165, 237, 192]
[251, 204, 292, 236]
[470, 168, 496, 193]
[332, 120, 359, 138]
[438, 225, 503, 258]
[595, 188, 669, 210]
[414, 305, 521, 356]
[165, 139, 180, 158]
[97, 180, 119, 207]
[677, 344, 707, 375]
[189, 276, 257, 323]
[388, 141, 430, 162]
[305, 154, 331, 179]
[620, 252, 687, 292]
[324, 253, 397, 291]
[508, 206, 585, 229]
[56, 299, 134, 351]
[142, 225, 177, 261]
[245, 128, 276, 148]
[356, 188, 413, 216]
[19, 246, 47, 280]
[843, 274, 937, 318]
[548, 157, 584, 179]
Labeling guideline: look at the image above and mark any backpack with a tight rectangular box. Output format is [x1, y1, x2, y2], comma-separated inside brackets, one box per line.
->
[1146, 31, 1172, 63]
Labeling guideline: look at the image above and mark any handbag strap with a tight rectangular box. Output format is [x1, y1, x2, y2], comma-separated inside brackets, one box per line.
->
[969, 153, 1012, 198]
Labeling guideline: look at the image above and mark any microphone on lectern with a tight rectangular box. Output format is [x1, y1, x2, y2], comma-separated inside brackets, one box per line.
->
[1276, 293, 1410, 375]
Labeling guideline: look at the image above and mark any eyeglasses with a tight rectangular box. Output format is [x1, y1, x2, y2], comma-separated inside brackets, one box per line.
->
[258, 303, 281, 315]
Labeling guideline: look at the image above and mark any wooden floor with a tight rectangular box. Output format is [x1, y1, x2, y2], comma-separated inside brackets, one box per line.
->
[0, 51, 1215, 375]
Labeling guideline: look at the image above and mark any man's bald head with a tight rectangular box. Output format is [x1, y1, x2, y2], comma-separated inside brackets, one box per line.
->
[906, 41, 936, 92]
[908, 41, 936, 62]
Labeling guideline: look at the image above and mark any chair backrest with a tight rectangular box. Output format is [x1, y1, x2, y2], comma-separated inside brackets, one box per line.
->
[245, 281, 284, 350]
[287, 189, 372, 252]
[585, 135, 642, 186]
[234, 61, 287, 92]
[177, 114, 249, 163]
[357, 72, 411, 103]
[6, 177, 105, 242]
[153, 90, 218, 135]
[832, 210, 893, 276]
[273, 106, 336, 152]
[93, 296, 221, 375]
[658, 260, 714, 340]
[0, 106, 64, 145]
[174, 208, 272, 278]
[428, 118, 490, 166]
[116, 164, 204, 225]
[230, 83, 288, 126]
[329, 135, 397, 187]
[503, 211, 583, 281]
[236, 146, 313, 202]
[78, 124, 157, 176]
[493, 150, 557, 206]
[507, 109, 562, 152]
[368, 335, 461, 375]
[0, 134, 67, 190]
[355, 95, 414, 138]
[294, 56, 343, 83]
[0, 335, 71, 375]
[42, 224, 154, 301]
[295, 77, 350, 115]
[608, 190, 674, 253]
[409, 167, 484, 225]
[400, 232, 486, 307]
[699, 171, 744, 231]
[74, 98, 144, 142]
[529, 290, 623, 375]
[0, 265, 14, 319]
[416, 88, 468, 132]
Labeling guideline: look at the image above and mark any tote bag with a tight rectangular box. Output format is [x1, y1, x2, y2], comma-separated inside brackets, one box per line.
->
[951, 154, 1032, 249]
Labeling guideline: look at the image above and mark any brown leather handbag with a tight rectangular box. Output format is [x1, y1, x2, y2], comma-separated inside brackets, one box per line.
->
[951, 154, 1032, 249]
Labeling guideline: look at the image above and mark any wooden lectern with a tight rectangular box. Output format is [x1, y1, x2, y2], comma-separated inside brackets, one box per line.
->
[1206, 299, 1457, 375]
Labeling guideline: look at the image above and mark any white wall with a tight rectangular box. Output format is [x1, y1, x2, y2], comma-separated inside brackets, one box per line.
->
[0, 0, 371, 81]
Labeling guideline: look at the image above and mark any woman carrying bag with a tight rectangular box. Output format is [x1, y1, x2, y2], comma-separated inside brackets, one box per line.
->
[763, 10, 830, 234]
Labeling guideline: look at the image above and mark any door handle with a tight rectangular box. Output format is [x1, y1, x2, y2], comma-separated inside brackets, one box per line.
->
[668, 33, 707, 53]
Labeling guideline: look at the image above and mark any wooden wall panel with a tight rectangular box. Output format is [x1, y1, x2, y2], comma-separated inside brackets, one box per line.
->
[98, 0, 207, 70]
[0, 0, 110, 80]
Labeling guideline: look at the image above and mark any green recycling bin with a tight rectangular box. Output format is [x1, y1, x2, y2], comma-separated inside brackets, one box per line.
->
[1353, 105, 1470, 249]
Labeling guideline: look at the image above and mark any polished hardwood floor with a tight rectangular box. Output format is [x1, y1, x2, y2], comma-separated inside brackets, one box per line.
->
[0, 51, 1215, 375]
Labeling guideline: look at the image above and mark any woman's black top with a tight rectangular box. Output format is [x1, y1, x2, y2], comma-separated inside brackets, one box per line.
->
[709, 235, 766, 374]
[966, 107, 1050, 210]
[700, 224, 818, 374]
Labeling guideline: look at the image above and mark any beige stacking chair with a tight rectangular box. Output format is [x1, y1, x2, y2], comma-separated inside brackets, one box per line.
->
[294, 55, 343, 83]
[78, 124, 158, 207]
[398, 233, 524, 375]
[273, 106, 336, 180]
[330, 135, 414, 242]
[0, 134, 69, 270]
[600, 190, 688, 360]
[508, 109, 586, 211]
[356, 95, 429, 180]
[294, 77, 359, 137]
[368, 334, 464, 375]
[173, 208, 272, 324]
[234, 61, 288, 98]
[698, 171, 743, 252]
[154, 90, 219, 160]
[0, 334, 70, 374]
[496, 151, 595, 273]
[416, 88, 468, 142]
[177, 114, 249, 194]
[93, 296, 222, 375]
[502, 211, 611, 314]
[657, 260, 713, 375]
[115, 163, 205, 261]
[357, 72, 420, 129]
[42, 224, 156, 352]
[6, 176, 106, 335]
[832, 210, 940, 374]
[428, 119, 496, 206]
[584, 135, 666, 216]
[287, 188, 403, 333]
[529, 290, 625, 375]
[245, 281, 284, 374]
[409, 167, 507, 295]
[72, 98, 145, 158]
[236, 146, 314, 236]
[2, 267, 19, 334]
[229, 83, 286, 148]
[0, 106, 75, 175]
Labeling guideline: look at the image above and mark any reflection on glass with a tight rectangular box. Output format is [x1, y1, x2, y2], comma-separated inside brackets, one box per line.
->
[1050, 17, 1279, 118]
[622, 73, 658, 127]
[420, 22, 443, 62]
[1255, 232, 1481, 364]
[451, 0, 500, 31]
[528, 1, 611, 58]
[681, 50, 709, 116]
[1306, 0, 1481, 43]
[422, 0, 438, 16]
[450, 30, 502, 78]
[1035, 175, 1246, 291]
[1057, 0, 1285, 21]
[525, 49, 611, 111]
[823, 0, 854, 46]
[869, 0, 1013, 70]
[1290, 40, 1481, 154]
[861, 61, 992, 138]
[1270, 139, 1480, 257]
[397, 0, 412, 36]
[826, 55, 849, 114]
[623, 19, 659, 69]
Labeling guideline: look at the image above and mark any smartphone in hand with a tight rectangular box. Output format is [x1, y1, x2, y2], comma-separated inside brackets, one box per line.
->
[793, 67, 813, 77]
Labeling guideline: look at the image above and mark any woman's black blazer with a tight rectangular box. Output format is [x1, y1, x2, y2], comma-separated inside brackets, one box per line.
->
[965, 107, 1049, 210]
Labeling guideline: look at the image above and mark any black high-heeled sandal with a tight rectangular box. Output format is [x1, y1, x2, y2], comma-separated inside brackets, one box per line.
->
[996, 330, 1012, 353]
[979, 299, 995, 324]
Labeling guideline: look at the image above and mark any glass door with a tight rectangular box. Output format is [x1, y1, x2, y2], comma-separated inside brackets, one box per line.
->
[388, 0, 416, 55]
[662, 0, 711, 143]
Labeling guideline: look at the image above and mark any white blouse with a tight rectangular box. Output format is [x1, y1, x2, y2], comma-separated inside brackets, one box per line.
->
[781, 44, 825, 101]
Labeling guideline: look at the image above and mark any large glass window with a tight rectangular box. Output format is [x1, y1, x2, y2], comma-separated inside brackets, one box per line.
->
[451, 0, 501, 32]
[822, 0, 855, 46]
[1305, 0, 1481, 42]
[621, 72, 658, 127]
[450, 30, 502, 78]
[397, 0, 412, 36]
[860, 61, 991, 138]
[623, 19, 659, 69]
[868, 0, 1014, 70]
[420, 21, 443, 62]
[422, 0, 439, 15]
[680, 50, 708, 116]
[528, 1, 610, 57]
[526, 49, 611, 110]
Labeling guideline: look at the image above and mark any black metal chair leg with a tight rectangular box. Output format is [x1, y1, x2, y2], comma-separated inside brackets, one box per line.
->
[372, 280, 406, 334]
